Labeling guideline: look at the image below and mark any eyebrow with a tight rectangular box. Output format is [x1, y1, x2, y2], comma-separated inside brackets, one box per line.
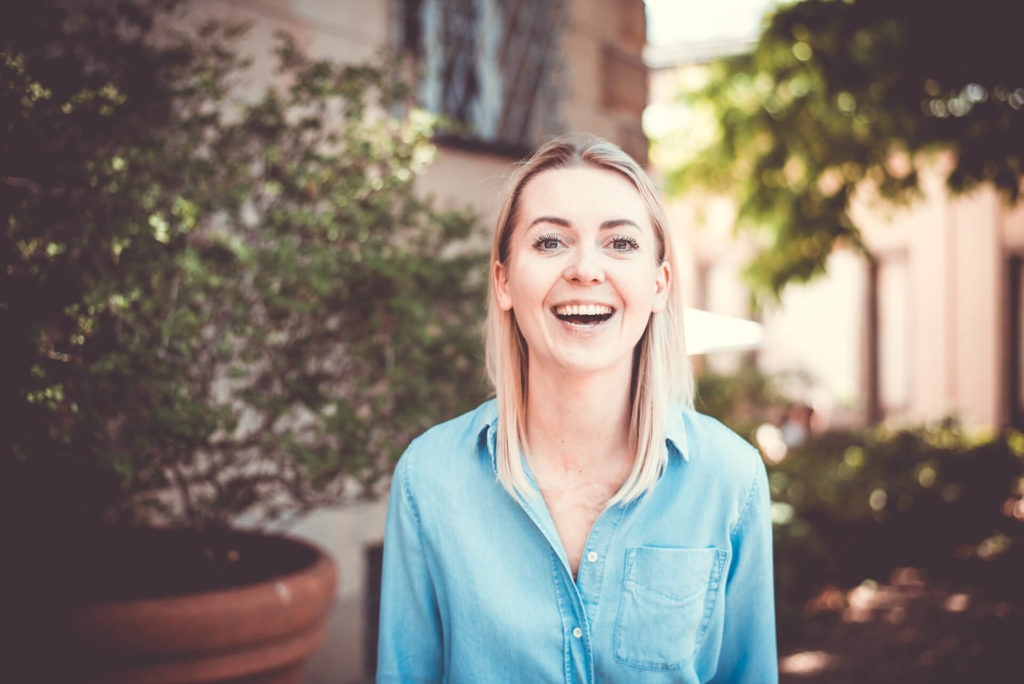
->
[527, 216, 644, 231]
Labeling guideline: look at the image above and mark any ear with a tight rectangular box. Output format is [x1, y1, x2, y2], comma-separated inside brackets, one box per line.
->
[651, 260, 671, 313]
[493, 259, 513, 311]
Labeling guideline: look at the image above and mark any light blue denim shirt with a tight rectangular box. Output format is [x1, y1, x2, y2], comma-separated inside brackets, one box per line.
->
[377, 399, 777, 683]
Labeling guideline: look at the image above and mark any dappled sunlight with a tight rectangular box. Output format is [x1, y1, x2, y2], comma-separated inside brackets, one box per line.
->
[779, 650, 836, 677]
[944, 593, 970, 613]
[756, 422, 788, 463]
[779, 566, 1023, 682]
[1004, 496, 1024, 521]
[844, 580, 878, 623]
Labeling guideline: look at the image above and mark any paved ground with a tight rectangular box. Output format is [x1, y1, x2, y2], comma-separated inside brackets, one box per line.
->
[778, 567, 1022, 683]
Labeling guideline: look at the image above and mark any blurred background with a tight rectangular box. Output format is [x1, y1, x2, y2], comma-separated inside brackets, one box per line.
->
[5, 1, 1023, 682]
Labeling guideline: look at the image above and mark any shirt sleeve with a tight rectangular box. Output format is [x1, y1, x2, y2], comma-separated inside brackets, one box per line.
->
[710, 453, 779, 683]
[376, 448, 444, 683]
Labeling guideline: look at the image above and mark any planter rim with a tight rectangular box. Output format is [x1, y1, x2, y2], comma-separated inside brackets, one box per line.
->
[63, 529, 338, 661]
[71, 528, 333, 608]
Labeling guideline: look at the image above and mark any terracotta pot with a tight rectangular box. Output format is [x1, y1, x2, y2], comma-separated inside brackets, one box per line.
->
[56, 531, 337, 684]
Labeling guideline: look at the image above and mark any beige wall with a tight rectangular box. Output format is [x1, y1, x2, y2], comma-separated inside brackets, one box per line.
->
[854, 172, 1009, 427]
[562, 0, 648, 161]
[183, 0, 386, 103]
[413, 148, 515, 227]
[1005, 200, 1024, 249]
[952, 189, 1004, 426]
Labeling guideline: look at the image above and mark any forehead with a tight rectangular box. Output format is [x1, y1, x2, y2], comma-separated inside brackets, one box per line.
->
[515, 166, 650, 227]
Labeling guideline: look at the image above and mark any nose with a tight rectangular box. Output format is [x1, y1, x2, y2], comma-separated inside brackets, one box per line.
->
[565, 244, 605, 284]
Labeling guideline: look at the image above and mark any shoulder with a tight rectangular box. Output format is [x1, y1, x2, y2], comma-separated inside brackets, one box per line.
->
[393, 399, 497, 497]
[677, 408, 761, 473]
[672, 407, 768, 515]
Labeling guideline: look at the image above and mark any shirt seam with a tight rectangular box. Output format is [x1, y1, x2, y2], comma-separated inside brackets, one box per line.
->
[400, 447, 424, 529]
[728, 447, 761, 541]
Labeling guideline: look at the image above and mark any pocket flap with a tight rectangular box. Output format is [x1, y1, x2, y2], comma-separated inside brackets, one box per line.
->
[625, 546, 724, 603]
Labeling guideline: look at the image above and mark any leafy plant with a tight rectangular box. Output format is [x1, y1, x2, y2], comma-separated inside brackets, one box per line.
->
[694, 364, 793, 440]
[696, 368, 1024, 645]
[767, 421, 1024, 645]
[664, 0, 1024, 298]
[1, 1, 488, 538]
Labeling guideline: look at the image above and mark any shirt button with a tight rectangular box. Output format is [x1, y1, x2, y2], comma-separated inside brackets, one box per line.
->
[572, 627, 583, 639]
[586, 551, 598, 563]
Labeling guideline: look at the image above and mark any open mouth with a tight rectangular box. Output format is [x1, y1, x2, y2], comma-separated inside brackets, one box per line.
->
[553, 303, 615, 326]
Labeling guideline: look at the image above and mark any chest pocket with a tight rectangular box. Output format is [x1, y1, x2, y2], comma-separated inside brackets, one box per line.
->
[613, 546, 727, 670]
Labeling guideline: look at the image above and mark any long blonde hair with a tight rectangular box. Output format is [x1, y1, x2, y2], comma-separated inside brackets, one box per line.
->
[485, 133, 693, 505]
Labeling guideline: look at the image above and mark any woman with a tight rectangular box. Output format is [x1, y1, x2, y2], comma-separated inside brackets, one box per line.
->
[377, 134, 777, 683]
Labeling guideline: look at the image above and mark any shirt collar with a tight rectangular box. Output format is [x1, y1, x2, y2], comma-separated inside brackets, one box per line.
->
[665, 404, 690, 462]
[476, 398, 499, 472]
[476, 399, 690, 469]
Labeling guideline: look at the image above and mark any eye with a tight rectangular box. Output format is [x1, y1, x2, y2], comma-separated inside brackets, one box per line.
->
[532, 234, 564, 251]
[608, 235, 640, 251]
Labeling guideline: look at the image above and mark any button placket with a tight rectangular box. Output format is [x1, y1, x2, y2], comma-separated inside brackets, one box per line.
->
[575, 504, 625, 618]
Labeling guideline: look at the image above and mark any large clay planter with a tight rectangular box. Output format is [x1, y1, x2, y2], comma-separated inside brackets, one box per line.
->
[56, 531, 337, 684]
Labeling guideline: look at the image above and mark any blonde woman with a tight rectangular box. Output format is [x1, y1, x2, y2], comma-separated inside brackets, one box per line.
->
[377, 134, 777, 683]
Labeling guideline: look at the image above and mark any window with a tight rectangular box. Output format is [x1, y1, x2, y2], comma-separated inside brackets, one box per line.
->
[1010, 256, 1024, 428]
[395, 0, 566, 152]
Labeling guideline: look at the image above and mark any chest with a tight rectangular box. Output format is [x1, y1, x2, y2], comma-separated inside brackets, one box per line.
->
[538, 478, 619, 577]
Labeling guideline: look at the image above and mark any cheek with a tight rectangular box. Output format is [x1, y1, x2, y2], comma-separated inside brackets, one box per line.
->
[510, 279, 546, 315]
[508, 261, 551, 306]
[627, 269, 661, 302]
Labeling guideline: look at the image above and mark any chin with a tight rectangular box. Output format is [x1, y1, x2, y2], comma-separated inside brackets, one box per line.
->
[549, 350, 633, 378]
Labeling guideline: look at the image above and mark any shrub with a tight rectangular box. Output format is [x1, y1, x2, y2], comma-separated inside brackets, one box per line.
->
[1, 1, 488, 540]
[769, 421, 1024, 644]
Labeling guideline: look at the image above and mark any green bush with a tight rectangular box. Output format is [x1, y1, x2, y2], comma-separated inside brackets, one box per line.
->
[769, 421, 1024, 644]
[695, 365, 792, 439]
[695, 367, 1024, 644]
[1, 2, 488, 537]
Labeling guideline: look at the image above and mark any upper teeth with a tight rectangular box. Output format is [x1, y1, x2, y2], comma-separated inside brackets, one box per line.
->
[555, 304, 613, 316]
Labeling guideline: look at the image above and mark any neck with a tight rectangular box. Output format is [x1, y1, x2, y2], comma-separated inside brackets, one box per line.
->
[524, 358, 634, 477]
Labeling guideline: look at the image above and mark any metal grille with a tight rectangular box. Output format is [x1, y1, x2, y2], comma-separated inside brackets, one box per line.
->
[440, 0, 480, 126]
[406, 0, 565, 150]
[497, 0, 564, 146]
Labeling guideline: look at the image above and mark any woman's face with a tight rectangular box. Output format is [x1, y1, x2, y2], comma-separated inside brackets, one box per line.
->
[494, 166, 670, 379]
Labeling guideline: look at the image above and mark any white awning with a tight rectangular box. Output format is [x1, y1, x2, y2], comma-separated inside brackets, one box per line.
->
[683, 307, 762, 355]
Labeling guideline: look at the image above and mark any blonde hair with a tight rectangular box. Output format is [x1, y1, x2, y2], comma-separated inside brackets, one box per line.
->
[485, 133, 693, 506]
